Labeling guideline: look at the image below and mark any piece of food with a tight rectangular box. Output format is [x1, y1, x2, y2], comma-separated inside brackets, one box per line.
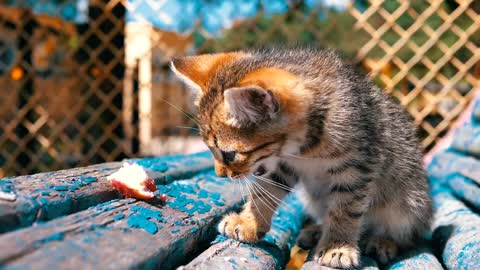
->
[107, 163, 157, 200]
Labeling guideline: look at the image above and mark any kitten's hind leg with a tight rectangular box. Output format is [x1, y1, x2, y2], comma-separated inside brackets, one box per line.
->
[297, 223, 323, 250]
[365, 236, 398, 265]
[364, 199, 431, 265]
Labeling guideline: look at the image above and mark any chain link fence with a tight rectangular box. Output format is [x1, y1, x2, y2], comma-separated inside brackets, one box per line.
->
[1, 0, 479, 177]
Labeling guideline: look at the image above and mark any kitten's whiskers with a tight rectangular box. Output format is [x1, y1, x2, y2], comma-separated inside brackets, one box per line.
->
[231, 176, 247, 205]
[158, 97, 201, 127]
[176, 126, 202, 132]
[248, 180, 278, 213]
[282, 154, 316, 160]
[250, 179, 294, 212]
[254, 175, 294, 192]
[243, 177, 270, 226]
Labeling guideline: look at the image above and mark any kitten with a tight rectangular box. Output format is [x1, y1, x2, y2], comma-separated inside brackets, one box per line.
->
[170, 48, 432, 269]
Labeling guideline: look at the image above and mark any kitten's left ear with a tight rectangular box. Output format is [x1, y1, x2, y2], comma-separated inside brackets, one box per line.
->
[170, 52, 246, 96]
[224, 86, 280, 127]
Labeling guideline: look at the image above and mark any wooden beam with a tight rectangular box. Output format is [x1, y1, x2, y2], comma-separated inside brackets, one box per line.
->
[0, 152, 213, 233]
[0, 168, 242, 269]
[179, 193, 305, 270]
[301, 256, 379, 270]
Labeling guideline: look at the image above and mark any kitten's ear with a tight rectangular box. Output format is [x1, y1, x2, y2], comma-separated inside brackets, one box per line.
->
[224, 86, 280, 127]
[170, 52, 246, 96]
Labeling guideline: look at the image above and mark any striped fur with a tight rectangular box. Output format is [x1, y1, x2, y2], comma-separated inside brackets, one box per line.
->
[171, 47, 433, 269]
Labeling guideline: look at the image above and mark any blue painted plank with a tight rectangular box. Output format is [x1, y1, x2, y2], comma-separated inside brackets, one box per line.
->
[301, 257, 379, 270]
[446, 173, 480, 211]
[451, 125, 480, 157]
[180, 193, 305, 270]
[422, 94, 480, 269]
[430, 182, 480, 270]
[0, 152, 213, 234]
[300, 240, 442, 270]
[428, 151, 480, 180]
[385, 248, 442, 270]
[0, 170, 243, 270]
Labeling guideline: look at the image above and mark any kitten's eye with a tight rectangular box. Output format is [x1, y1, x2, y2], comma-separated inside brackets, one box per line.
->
[220, 150, 236, 164]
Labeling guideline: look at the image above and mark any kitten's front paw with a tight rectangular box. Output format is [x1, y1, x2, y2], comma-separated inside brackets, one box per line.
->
[365, 237, 398, 265]
[314, 243, 360, 269]
[218, 213, 259, 243]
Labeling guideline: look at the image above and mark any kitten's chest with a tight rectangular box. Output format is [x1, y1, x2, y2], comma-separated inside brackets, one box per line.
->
[285, 157, 338, 218]
[285, 158, 332, 181]
[283, 157, 335, 186]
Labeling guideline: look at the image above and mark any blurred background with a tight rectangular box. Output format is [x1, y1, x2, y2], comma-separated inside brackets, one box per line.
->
[0, 0, 479, 177]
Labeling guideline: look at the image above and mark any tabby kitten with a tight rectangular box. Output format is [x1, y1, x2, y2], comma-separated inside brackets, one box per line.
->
[170, 48, 432, 269]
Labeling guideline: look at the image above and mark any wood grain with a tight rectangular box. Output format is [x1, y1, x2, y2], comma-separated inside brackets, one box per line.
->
[0, 152, 213, 234]
[0, 170, 243, 270]
[180, 193, 305, 270]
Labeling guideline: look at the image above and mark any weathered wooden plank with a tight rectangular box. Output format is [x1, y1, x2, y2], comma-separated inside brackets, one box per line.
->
[301, 256, 379, 270]
[0, 170, 243, 270]
[301, 246, 443, 270]
[429, 180, 480, 269]
[451, 125, 480, 156]
[445, 173, 480, 210]
[300, 238, 442, 270]
[301, 241, 443, 270]
[428, 151, 480, 180]
[179, 193, 305, 270]
[0, 151, 213, 234]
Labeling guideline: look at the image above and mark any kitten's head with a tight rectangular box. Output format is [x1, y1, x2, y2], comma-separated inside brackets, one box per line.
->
[170, 51, 308, 179]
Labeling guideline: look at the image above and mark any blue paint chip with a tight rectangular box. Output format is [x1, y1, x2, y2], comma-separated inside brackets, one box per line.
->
[43, 232, 65, 242]
[160, 179, 223, 216]
[53, 185, 69, 191]
[171, 228, 180, 234]
[126, 205, 165, 234]
[134, 159, 169, 172]
[198, 190, 208, 198]
[68, 185, 79, 191]
[93, 199, 120, 210]
[0, 179, 15, 193]
[211, 235, 229, 244]
[89, 224, 103, 230]
[130, 205, 164, 222]
[174, 220, 184, 226]
[38, 197, 49, 205]
[211, 199, 225, 206]
[127, 214, 158, 234]
[113, 214, 125, 221]
[209, 192, 221, 200]
[79, 176, 97, 183]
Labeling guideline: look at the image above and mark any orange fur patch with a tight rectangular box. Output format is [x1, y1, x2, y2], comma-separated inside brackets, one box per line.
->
[172, 52, 247, 91]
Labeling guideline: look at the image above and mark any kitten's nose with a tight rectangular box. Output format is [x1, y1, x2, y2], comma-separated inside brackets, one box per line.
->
[229, 171, 242, 178]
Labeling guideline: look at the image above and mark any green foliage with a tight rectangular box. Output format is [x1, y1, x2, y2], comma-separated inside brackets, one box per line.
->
[198, 1, 478, 82]
[197, 4, 366, 60]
